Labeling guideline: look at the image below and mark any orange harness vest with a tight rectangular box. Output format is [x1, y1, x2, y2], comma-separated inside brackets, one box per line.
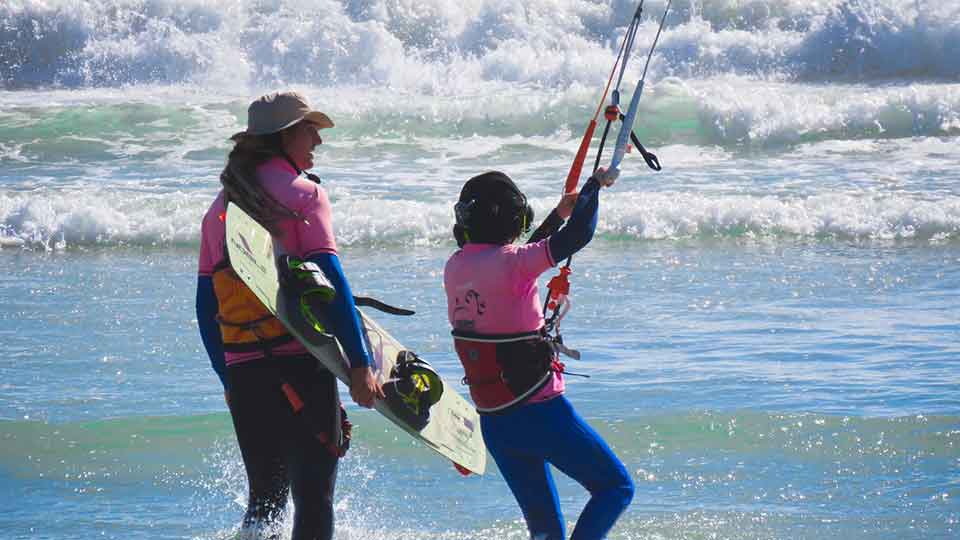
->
[452, 329, 559, 414]
[212, 256, 295, 355]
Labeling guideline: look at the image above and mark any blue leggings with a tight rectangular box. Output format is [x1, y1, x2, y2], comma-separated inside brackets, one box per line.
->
[481, 395, 634, 540]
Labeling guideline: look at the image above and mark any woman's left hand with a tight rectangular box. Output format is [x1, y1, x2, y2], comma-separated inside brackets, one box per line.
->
[556, 192, 579, 220]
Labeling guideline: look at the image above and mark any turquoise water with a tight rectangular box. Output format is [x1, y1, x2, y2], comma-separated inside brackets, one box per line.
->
[2, 245, 957, 539]
[2, 1, 960, 539]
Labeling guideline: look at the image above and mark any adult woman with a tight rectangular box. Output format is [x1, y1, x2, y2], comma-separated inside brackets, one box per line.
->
[196, 91, 383, 540]
[443, 168, 634, 540]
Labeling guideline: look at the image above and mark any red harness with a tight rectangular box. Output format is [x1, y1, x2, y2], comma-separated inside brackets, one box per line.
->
[452, 329, 560, 414]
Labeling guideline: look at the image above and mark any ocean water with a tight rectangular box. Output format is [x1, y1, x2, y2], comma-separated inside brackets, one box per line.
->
[1, 1, 958, 539]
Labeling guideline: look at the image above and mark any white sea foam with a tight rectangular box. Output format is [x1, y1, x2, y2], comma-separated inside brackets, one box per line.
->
[3, 183, 958, 250]
[0, 188, 202, 250]
[1, 1, 959, 149]
[690, 78, 960, 145]
[599, 190, 960, 241]
[2, 0, 957, 90]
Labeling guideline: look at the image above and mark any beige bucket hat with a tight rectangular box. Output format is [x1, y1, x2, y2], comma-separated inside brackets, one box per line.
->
[232, 91, 334, 140]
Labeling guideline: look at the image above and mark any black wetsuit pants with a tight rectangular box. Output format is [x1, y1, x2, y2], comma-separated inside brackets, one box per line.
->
[227, 355, 341, 540]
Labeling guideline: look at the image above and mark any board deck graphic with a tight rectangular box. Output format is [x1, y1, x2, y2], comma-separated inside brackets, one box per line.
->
[225, 203, 486, 474]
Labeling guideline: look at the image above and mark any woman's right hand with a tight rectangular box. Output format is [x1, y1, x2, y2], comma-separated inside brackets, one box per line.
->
[350, 366, 385, 408]
[591, 166, 619, 187]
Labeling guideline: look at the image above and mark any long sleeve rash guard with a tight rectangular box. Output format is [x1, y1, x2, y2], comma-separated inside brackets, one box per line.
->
[537, 177, 601, 262]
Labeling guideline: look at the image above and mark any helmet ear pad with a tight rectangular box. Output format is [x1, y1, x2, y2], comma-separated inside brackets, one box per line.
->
[453, 171, 532, 244]
[521, 204, 534, 235]
[453, 224, 469, 248]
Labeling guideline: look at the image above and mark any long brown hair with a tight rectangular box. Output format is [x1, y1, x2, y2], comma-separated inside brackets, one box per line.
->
[219, 130, 300, 235]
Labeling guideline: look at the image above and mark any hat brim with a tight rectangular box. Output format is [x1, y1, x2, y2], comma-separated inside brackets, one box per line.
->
[304, 111, 334, 129]
[229, 111, 334, 141]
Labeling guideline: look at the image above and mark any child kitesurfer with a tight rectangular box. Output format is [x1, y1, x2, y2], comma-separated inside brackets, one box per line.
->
[196, 91, 384, 540]
[444, 169, 634, 540]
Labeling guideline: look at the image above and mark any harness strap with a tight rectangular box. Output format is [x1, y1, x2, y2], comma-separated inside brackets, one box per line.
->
[280, 382, 351, 458]
[215, 313, 276, 329]
[220, 333, 295, 354]
[451, 329, 542, 344]
[453, 328, 581, 359]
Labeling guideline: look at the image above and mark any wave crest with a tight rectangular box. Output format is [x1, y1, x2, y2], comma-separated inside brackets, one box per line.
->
[3, 187, 958, 251]
[2, 0, 958, 90]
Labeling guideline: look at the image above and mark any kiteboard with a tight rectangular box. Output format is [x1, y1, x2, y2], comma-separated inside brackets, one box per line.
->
[225, 203, 486, 474]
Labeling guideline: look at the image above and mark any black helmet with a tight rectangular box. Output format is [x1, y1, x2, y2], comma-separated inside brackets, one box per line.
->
[453, 171, 533, 247]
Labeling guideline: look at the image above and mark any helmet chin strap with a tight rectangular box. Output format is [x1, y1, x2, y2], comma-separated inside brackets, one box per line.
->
[280, 151, 302, 174]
